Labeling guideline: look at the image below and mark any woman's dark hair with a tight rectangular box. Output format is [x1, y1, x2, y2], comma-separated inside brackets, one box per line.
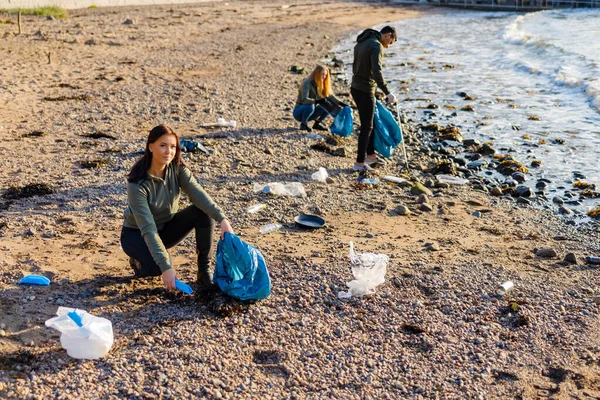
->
[127, 124, 185, 183]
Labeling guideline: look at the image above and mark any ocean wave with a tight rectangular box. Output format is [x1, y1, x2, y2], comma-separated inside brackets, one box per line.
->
[501, 15, 533, 45]
[554, 67, 600, 113]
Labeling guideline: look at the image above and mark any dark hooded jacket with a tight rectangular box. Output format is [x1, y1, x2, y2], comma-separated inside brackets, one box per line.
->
[351, 29, 391, 95]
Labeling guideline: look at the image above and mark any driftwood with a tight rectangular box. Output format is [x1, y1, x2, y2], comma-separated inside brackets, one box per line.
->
[18, 11, 22, 35]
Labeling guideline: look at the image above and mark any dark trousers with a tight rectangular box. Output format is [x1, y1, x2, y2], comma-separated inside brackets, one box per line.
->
[351, 87, 376, 163]
[120, 205, 214, 278]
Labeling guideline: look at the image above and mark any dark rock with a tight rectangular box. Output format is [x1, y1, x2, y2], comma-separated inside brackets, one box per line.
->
[394, 205, 411, 216]
[558, 206, 571, 215]
[511, 172, 526, 183]
[536, 181, 547, 189]
[490, 186, 503, 196]
[531, 160, 542, 167]
[467, 160, 486, 170]
[552, 196, 564, 205]
[333, 147, 347, 157]
[472, 211, 481, 218]
[463, 139, 480, 147]
[516, 197, 531, 205]
[535, 248, 558, 258]
[417, 194, 429, 204]
[478, 143, 496, 155]
[564, 253, 577, 264]
[419, 203, 434, 212]
[515, 185, 534, 197]
[123, 19, 135, 25]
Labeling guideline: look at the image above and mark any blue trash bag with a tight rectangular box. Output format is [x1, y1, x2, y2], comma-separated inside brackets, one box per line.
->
[373, 101, 403, 158]
[214, 232, 271, 301]
[330, 106, 353, 137]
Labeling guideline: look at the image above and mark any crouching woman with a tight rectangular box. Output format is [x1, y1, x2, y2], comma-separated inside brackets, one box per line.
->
[121, 124, 233, 291]
[293, 65, 347, 133]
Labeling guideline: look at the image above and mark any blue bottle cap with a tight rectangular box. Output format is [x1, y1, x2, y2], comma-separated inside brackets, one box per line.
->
[175, 280, 194, 294]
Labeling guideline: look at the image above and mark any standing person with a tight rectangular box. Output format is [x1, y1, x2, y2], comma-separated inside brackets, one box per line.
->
[351, 26, 398, 172]
[121, 124, 234, 292]
[293, 65, 347, 133]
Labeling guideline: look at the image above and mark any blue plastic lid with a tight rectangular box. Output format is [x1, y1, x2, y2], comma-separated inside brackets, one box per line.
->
[67, 310, 83, 327]
[19, 275, 51, 286]
[175, 280, 194, 294]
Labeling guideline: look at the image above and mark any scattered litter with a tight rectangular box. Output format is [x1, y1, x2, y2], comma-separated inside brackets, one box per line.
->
[496, 281, 514, 297]
[217, 118, 237, 128]
[253, 182, 306, 197]
[359, 177, 380, 185]
[305, 133, 323, 140]
[259, 223, 282, 234]
[175, 280, 194, 294]
[45, 307, 113, 360]
[586, 256, 600, 266]
[382, 175, 407, 185]
[338, 242, 388, 299]
[311, 167, 329, 183]
[180, 139, 211, 154]
[247, 203, 266, 214]
[436, 174, 469, 185]
[19, 275, 50, 286]
[294, 214, 325, 228]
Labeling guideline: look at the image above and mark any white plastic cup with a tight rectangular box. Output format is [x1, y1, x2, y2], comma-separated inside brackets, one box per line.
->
[496, 281, 514, 296]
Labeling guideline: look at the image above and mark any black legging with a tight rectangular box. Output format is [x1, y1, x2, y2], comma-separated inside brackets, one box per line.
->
[351, 87, 376, 164]
[120, 205, 214, 277]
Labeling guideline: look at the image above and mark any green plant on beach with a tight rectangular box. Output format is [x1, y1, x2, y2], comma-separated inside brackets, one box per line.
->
[88, 5, 98, 9]
[0, 6, 69, 19]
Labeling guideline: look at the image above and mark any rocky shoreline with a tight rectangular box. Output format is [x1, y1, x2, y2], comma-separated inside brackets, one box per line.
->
[1, 1, 600, 398]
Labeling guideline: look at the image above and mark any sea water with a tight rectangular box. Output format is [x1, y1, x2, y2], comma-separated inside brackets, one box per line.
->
[335, 9, 600, 217]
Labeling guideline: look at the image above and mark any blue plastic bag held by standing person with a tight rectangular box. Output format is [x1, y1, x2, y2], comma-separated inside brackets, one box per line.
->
[214, 232, 271, 301]
[330, 106, 353, 137]
[373, 100, 403, 158]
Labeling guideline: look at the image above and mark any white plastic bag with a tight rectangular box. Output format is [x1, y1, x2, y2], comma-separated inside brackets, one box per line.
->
[253, 182, 307, 197]
[311, 167, 329, 183]
[45, 307, 114, 360]
[338, 242, 388, 299]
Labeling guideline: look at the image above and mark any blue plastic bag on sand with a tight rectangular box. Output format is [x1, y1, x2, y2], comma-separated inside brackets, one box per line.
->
[330, 106, 353, 137]
[214, 233, 271, 301]
[373, 101, 403, 158]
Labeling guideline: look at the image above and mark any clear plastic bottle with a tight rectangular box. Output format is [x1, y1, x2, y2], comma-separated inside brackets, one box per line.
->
[359, 178, 380, 185]
[259, 223, 282, 234]
[247, 203, 266, 214]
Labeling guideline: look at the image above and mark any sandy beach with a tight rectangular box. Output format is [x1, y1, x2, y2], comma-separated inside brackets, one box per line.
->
[1, 0, 600, 398]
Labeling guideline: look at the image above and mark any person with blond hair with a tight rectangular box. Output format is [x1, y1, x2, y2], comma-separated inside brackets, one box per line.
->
[293, 65, 347, 132]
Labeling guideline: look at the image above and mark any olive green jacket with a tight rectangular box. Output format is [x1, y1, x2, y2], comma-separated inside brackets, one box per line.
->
[351, 29, 391, 95]
[123, 163, 226, 272]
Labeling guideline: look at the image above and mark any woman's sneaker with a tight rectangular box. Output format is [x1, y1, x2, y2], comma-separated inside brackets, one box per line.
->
[353, 163, 376, 172]
[312, 121, 329, 131]
[299, 123, 312, 132]
[365, 156, 385, 166]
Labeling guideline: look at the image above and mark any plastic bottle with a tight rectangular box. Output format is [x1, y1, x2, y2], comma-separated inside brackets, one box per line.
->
[496, 281, 514, 296]
[247, 203, 266, 214]
[259, 223, 282, 234]
[359, 178, 380, 185]
[586, 256, 600, 266]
